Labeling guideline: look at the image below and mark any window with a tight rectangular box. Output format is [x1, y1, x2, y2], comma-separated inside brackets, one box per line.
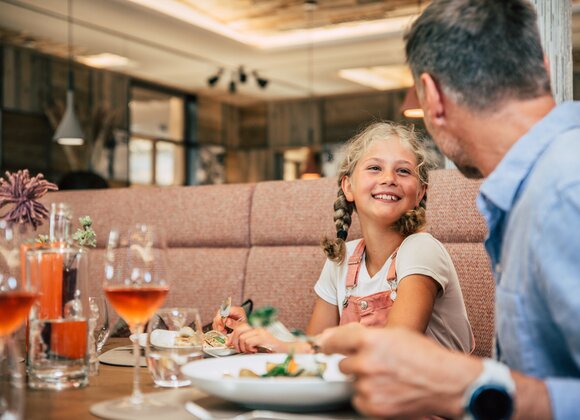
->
[129, 85, 185, 186]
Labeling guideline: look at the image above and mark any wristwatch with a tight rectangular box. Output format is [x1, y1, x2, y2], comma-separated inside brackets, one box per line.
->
[464, 359, 515, 420]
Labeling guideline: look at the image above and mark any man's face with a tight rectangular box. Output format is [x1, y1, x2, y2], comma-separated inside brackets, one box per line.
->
[420, 91, 483, 179]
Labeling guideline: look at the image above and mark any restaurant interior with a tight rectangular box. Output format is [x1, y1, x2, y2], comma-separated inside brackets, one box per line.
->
[1, 1, 580, 419]
[5, 0, 578, 188]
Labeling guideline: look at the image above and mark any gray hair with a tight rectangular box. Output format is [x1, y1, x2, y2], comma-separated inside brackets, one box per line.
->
[405, 0, 551, 111]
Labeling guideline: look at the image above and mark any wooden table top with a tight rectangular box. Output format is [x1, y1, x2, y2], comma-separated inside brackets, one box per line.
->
[24, 338, 157, 420]
[23, 338, 360, 420]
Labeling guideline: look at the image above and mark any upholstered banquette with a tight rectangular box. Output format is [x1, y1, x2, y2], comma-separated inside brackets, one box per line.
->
[39, 169, 494, 357]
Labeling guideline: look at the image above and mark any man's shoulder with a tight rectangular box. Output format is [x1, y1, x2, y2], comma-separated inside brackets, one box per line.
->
[535, 128, 580, 188]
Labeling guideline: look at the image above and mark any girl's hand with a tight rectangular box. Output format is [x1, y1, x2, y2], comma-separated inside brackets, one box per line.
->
[212, 305, 247, 333]
[227, 325, 287, 354]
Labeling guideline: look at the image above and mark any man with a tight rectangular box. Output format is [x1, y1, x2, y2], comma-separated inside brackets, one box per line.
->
[319, 0, 580, 418]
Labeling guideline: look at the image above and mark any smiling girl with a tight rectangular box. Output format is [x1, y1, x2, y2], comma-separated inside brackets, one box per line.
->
[217, 122, 473, 354]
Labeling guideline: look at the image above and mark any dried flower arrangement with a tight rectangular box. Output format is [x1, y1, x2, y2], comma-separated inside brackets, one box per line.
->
[0, 170, 58, 229]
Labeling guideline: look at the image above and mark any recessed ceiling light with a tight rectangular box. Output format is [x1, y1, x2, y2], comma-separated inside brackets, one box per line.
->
[77, 53, 134, 68]
[338, 65, 414, 90]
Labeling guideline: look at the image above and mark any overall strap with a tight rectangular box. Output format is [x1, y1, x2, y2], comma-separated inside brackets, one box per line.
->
[345, 239, 366, 288]
[387, 250, 398, 282]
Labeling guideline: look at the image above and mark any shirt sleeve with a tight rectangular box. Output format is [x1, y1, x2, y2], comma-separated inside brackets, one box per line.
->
[314, 258, 338, 306]
[395, 233, 454, 292]
[533, 183, 580, 419]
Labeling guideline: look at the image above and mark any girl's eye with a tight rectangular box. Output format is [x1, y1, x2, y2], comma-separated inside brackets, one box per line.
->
[397, 168, 412, 175]
[367, 165, 381, 171]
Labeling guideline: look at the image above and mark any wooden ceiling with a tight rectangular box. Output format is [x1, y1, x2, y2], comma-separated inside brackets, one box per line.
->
[189, 0, 426, 33]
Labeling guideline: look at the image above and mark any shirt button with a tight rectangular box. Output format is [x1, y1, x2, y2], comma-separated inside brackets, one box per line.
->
[359, 300, 368, 310]
[495, 263, 502, 273]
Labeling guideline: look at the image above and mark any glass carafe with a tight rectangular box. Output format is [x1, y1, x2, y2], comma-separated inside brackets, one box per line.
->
[26, 203, 90, 390]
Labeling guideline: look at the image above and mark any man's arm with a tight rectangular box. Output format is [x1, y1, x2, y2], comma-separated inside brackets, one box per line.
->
[319, 325, 553, 419]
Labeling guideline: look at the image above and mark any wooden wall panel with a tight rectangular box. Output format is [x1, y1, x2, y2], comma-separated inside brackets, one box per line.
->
[239, 104, 267, 149]
[1, 111, 54, 175]
[225, 148, 274, 183]
[322, 90, 406, 144]
[267, 99, 321, 148]
[222, 103, 240, 148]
[197, 95, 222, 145]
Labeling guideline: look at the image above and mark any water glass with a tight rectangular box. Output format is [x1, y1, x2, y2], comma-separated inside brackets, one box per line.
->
[88, 296, 110, 375]
[146, 308, 203, 388]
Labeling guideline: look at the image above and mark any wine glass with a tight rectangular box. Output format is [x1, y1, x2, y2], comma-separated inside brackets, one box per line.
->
[103, 224, 169, 414]
[88, 296, 110, 375]
[0, 221, 37, 419]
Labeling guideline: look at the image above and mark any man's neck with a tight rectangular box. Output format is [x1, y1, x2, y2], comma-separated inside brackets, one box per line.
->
[454, 95, 556, 177]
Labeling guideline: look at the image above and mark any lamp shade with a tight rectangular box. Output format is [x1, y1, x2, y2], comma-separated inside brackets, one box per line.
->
[53, 90, 84, 146]
[400, 86, 424, 119]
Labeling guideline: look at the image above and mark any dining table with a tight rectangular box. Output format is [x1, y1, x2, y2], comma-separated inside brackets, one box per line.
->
[22, 338, 361, 420]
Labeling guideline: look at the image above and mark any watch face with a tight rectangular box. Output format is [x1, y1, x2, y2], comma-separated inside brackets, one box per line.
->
[470, 385, 513, 420]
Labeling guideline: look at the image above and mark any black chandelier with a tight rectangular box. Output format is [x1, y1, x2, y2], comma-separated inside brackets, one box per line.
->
[207, 66, 269, 93]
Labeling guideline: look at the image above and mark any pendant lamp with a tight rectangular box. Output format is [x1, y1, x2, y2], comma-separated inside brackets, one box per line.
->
[54, 0, 84, 146]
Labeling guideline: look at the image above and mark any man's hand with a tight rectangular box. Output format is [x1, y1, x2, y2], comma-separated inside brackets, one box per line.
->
[319, 324, 482, 418]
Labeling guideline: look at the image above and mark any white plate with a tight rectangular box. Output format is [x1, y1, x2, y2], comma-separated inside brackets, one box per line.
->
[131, 332, 237, 356]
[181, 353, 353, 411]
[203, 346, 238, 357]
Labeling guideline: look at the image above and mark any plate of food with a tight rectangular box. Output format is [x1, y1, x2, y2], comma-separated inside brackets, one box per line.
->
[203, 330, 237, 357]
[181, 352, 353, 411]
[130, 330, 237, 356]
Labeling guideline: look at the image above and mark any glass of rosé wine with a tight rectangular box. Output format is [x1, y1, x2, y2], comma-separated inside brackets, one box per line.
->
[0, 220, 37, 419]
[103, 224, 169, 414]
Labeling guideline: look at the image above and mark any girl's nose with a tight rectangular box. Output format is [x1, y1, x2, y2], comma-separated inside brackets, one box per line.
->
[380, 169, 396, 185]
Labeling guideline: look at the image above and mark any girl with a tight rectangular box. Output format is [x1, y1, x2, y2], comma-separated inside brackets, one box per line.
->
[215, 122, 473, 354]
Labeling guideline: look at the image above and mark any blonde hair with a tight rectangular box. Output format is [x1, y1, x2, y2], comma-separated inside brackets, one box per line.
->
[322, 122, 436, 263]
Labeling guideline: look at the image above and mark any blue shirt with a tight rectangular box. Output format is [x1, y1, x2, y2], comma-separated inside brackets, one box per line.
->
[477, 101, 580, 419]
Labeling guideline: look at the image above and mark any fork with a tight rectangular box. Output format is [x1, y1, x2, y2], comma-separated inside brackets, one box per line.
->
[185, 401, 335, 420]
[265, 321, 321, 353]
[219, 296, 232, 320]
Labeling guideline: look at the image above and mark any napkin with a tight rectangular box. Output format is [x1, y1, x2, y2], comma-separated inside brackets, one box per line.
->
[98, 346, 147, 368]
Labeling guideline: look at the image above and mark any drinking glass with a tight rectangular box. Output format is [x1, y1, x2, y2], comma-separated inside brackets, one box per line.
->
[103, 224, 169, 414]
[146, 307, 203, 388]
[0, 221, 37, 419]
[88, 296, 110, 375]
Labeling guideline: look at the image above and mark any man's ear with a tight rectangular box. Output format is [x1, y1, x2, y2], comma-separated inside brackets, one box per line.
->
[341, 176, 354, 202]
[419, 73, 446, 127]
[543, 55, 551, 79]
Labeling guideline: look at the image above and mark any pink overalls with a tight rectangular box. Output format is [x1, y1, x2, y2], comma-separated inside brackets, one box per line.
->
[340, 239, 398, 327]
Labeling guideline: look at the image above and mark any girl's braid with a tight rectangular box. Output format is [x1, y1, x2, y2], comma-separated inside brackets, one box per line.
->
[321, 188, 354, 263]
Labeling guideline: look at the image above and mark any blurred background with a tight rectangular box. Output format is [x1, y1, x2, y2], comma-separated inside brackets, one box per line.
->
[1, 0, 579, 187]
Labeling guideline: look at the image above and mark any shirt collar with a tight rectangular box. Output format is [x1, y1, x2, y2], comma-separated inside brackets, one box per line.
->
[479, 101, 580, 212]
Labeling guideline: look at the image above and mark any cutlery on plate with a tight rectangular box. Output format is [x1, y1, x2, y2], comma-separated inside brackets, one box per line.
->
[219, 296, 233, 333]
[266, 322, 320, 353]
[219, 296, 232, 320]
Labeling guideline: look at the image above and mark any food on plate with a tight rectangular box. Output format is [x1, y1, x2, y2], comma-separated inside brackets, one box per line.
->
[204, 330, 229, 348]
[228, 351, 327, 379]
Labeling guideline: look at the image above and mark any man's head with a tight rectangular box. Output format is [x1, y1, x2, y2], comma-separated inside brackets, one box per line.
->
[404, 0, 551, 177]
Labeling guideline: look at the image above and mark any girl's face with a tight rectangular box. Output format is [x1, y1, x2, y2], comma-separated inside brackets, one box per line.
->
[342, 138, 426, 228]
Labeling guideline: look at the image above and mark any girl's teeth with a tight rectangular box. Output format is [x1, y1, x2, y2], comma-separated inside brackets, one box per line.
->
[375, 194, 399, 201]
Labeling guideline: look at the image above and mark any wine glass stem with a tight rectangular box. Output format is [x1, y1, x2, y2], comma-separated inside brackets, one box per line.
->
[130, 324, 144, 406]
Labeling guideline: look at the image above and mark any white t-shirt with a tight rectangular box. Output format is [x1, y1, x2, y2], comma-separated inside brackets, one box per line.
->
[314, 233, 473, 352]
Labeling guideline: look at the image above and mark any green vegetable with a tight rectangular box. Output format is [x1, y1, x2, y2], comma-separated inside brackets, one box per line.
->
[248, 306, 278, 328]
